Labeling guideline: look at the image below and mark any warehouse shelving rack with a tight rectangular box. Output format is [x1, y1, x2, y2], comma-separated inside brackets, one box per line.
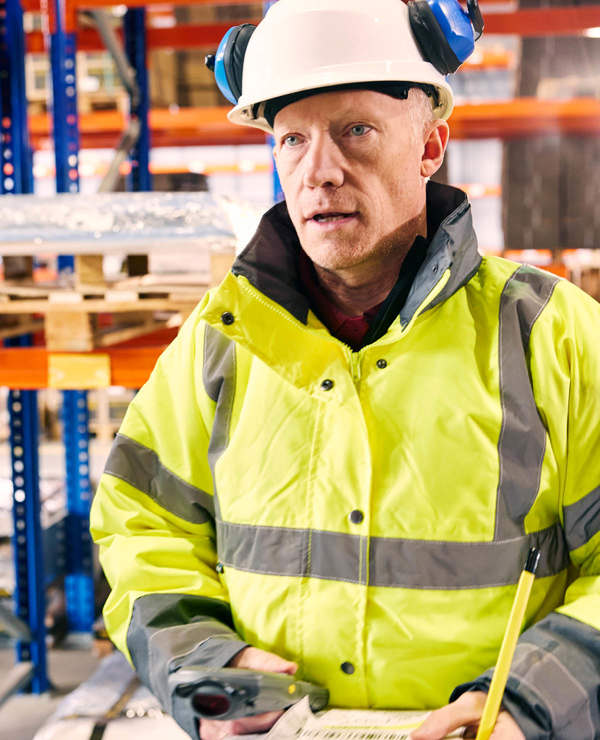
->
[1, 0, 48, 700]
[2, 0, 600, 703]
[0, 0, 155, 699]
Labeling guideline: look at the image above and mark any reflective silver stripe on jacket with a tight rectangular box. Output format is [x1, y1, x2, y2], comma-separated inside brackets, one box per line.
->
[104, 433, 214, 522]
[564, 484, 600, 552]
[203, 325, 237, 520]
[216, 520, 568, 589]
[494, 265, 559, 540]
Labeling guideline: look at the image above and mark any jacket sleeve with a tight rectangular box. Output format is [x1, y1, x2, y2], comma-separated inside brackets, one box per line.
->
[90, 301, 247, 739]
[451, 280, 600, 739]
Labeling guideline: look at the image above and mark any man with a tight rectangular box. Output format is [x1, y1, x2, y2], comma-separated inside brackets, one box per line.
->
[90, 1, 600, 738]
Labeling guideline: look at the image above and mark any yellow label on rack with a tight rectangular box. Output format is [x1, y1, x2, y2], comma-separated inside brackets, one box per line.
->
[48, 353, 111, 389]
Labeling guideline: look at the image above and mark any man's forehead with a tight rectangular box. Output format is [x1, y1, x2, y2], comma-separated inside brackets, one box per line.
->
[273, 88, 406, 128]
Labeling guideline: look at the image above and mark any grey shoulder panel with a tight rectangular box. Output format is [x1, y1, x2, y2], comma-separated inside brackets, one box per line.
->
[203, 324, 236, 403]
[203, 325, 237, 519]
[494, 265, 560, 540]
[104, 433, 214, 523]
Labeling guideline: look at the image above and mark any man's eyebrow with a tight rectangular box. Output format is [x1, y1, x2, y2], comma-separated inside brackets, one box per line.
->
[277, 110, 380, 130]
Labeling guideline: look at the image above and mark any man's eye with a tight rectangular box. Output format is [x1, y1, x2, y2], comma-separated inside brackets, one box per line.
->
[283, 135, 301, 147]
[349, 125, 369, 137]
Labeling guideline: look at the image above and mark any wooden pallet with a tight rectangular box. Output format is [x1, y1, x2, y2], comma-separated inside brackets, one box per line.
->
[0, 278, 205, 351]
[0, 314, 45, 341]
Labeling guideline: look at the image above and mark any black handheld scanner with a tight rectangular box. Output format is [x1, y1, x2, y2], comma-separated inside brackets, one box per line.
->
[170, 666, 329, 721]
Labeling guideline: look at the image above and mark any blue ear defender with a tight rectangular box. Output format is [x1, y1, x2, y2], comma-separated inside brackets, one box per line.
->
[205, 23, 256, 104]
[408, 0, 484, 75]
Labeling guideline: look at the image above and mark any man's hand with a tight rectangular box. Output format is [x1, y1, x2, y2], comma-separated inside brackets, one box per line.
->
[198, 646, 298, 740]
[408, 691, 525, 740]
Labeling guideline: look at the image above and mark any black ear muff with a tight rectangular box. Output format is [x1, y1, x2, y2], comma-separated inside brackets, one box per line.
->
[408, 0, 482, 75]
[223, 23, 256, 103]
[408, 1, 460, 75]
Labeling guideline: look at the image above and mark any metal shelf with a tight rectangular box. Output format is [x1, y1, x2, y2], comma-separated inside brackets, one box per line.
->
[1, 0, 154, 696]
[23, 99, 600, 152]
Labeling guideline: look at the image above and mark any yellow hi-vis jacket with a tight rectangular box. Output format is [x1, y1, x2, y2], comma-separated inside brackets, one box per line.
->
[91, 183, 600, 739]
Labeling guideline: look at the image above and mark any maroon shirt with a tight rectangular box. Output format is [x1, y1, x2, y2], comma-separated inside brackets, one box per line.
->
[298, 251, 382, 351]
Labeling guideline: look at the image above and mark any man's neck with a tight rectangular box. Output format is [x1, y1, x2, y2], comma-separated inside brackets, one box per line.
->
[311, 214, 427, 317]
[313, 261, 402, 316]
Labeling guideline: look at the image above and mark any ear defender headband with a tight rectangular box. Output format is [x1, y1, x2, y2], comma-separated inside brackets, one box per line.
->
[205, 0, 484, 105]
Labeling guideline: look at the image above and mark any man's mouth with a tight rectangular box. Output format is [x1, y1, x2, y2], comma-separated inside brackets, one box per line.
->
[311, 211, 358, 223]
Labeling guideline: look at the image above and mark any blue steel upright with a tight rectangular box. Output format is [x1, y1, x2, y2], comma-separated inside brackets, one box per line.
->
[48, 0, 79, 275]
[47, 0, 95, 633]
[0, 0, 33, 195]
[61, 391, 95, 631]
[124, 8, 152, 192]
[0, 0, 48, 692]
[6, 340, 48, 693]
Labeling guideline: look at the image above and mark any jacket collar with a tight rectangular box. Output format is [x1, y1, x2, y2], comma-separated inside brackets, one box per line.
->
[231, 181, 481, 326]
[400, 181, 481, 327]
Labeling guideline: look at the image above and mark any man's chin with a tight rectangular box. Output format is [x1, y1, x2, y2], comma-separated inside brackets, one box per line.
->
[302, 250, 367, 275]
[300, 236, 366, 268]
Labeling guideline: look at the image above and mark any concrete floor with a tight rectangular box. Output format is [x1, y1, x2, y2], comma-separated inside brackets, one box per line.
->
[0, 639, 101, 740]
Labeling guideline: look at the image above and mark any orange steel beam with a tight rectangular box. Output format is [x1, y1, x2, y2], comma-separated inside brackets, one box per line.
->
[462, 48, 513, 70]
[21, 0, 262, 13]
[33, 160, 271, 177]
[0, 347, 164, 389]
[26, 22, 258, 53]
[28, 107, 266, 148]
[26, 99, 600, 150]
[448, 98, 600, 138]
[73, 0, 263, 6]
[63, 0, 263, 21]
[484, 5, 600, 35]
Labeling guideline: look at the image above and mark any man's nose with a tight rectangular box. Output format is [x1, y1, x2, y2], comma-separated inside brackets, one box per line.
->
[302, 138, 344, 189]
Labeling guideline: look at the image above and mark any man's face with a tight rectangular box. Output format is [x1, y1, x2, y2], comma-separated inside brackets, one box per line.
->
[272, 89, 431, 274]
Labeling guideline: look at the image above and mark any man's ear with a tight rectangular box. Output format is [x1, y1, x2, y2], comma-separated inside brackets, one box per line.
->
[421, 119, 450, 178]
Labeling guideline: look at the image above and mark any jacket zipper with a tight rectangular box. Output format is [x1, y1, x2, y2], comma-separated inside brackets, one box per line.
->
[350, 350, 361, 385]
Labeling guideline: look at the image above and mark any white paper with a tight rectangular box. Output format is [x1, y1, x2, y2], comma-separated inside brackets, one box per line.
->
[245, 697, 464, 740]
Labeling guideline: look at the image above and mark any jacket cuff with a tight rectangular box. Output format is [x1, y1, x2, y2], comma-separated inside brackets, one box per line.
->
[174, 635, 249, 671]
[170, 637, 248, 740]
[451, 613, 600, 740]
[450, 673, 552, 740]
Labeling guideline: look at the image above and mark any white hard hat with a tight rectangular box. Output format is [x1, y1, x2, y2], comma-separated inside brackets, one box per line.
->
[226, 0, 455, 133]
